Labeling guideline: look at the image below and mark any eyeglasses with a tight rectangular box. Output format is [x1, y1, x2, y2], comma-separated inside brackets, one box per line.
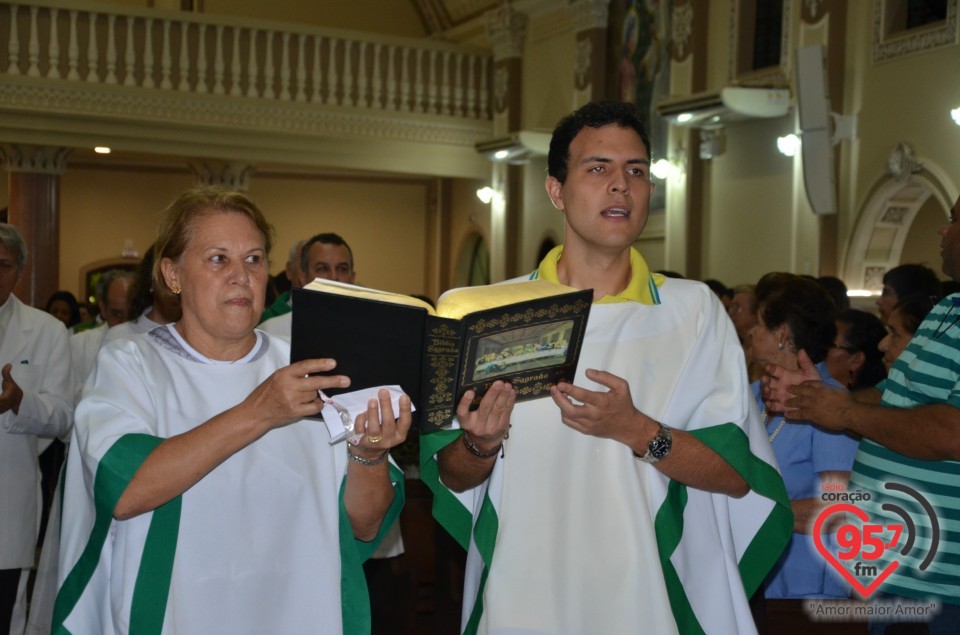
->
[830, 343, 857, 353]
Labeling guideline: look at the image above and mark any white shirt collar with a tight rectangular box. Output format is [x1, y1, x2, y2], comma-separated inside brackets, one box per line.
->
[0, 293, 16, 341]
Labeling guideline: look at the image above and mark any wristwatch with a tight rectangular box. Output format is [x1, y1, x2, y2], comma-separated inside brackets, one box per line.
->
[634, 422, 672, 463]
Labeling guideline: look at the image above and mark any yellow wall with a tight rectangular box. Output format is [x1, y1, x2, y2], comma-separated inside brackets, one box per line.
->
[842, 3, 960, 273]
[447, 177, 492, 289]
[848, 26, 960, 213]
[900, 196, 949, 276]
[520, 156, 563, 274]
[247, 173, 429, 295]
[60, 165, 195, 294]
[703, 117, 798, 285]
[657, 0, 960, 287]
[522, 24, 577, 133]
[55, 164, 434, 299]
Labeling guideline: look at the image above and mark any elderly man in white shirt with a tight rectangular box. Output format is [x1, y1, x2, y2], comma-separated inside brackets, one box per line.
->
[0, 224, 73, 635]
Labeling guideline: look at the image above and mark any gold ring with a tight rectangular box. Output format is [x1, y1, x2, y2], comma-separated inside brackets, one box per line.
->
[367, 434, 383, 444]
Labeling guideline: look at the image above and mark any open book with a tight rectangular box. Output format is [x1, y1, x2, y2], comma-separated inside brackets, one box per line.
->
[290, 279, 593, 431]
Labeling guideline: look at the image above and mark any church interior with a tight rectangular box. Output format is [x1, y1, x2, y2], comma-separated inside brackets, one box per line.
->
[1, 0, 958, 633]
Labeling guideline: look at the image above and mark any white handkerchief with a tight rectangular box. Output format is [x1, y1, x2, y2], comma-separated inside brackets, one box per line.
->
[320, 385, 415, 444]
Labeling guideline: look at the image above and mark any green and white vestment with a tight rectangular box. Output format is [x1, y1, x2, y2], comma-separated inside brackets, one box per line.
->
[54, 327, 403, 634]
[422, 249, 791, 635]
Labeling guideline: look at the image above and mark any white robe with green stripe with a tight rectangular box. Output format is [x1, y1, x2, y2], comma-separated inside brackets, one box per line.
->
[422, 278, 791, 635]
[54, 331, 402, 634]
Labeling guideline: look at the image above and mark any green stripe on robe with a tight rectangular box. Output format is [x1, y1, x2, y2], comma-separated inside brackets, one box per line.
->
[420, 429, 500, 635]
[339, 462, 407, 634]
[54, 433, 406, 635]
[53, 434, 176, 635]
[654, 424, 792, 634]
[421, 423, 793, 635]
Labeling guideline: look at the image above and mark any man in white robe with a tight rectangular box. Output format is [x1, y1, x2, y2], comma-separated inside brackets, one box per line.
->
[421, 102, 791, 634]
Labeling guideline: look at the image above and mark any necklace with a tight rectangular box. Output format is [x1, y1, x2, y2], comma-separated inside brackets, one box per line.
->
[763, 408, 786, 443]
[934, 297, 960, 339]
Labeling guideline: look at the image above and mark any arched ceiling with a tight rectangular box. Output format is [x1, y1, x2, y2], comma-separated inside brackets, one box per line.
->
[409, 0, 500, 34]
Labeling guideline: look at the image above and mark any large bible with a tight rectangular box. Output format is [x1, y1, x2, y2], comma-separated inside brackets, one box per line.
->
[290, 279, 593, 431]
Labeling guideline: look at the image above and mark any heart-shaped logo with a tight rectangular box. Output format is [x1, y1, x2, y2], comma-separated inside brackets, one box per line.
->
[812, 503, 900, 599]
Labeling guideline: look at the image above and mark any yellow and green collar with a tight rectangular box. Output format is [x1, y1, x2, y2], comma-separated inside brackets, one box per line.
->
[530, 245, 663, 305]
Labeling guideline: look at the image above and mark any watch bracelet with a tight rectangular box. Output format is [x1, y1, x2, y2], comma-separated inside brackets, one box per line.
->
[347, 446, 389, 466]
[461, 431, 502, 458]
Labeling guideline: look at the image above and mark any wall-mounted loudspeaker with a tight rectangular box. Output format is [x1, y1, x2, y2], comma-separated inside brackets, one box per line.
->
[796, 44, 837, 215]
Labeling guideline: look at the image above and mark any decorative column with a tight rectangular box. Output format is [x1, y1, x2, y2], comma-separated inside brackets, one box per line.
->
[484, 5, 528, 280]
[673, 0, 709, 278]
[569, 0, 611, 105]
[485, 5, 527, 135]
[186, 159, 256, 191]
[1, 145, 70, 307]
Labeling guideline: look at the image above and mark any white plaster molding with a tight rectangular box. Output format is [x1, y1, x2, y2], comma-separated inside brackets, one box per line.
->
[187, 159, 256, 190]
[880, 205, 910, 225]
[0, 143, 70, 173]
[444, 0, 499, 22]
[575, 37, 592, 89]
[569, 0, 611, 33]
[843, 176, 940, 290]
[886, 142, 924, 182]
[671, 3, 694, 61]
[804, 0, 825, 22]
[873, 0, 959, 63]
[0, 82, 491, 147]
[485, 4, 528, 61]
[493, 65, 509, 113]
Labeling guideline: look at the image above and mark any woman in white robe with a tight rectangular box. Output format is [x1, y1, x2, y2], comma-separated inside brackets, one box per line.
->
[54, 187, 411, 634]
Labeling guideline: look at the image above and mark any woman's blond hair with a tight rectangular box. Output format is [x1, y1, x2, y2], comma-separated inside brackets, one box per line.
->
[152, 187, 275, 300]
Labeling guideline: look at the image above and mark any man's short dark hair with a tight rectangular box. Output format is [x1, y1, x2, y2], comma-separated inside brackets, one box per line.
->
[547, 101, 652, 184]
[300, 232, 353, 274]
[882, 264, 942, 303]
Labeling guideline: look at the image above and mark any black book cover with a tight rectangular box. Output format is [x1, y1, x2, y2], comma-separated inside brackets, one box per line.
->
[291, 283, 592, 431]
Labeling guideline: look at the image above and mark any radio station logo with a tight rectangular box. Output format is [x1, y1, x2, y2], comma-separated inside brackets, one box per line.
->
[813, 481, 940, 599]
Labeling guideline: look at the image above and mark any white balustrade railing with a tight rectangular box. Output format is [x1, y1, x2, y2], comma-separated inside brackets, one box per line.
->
[0, 0, 492, 120]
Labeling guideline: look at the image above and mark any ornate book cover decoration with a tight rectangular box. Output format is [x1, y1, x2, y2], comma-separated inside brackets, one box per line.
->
[290, 279, 593, 432]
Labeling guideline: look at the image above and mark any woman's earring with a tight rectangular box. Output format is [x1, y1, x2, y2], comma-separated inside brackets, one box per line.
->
[777, 339, 783, 351]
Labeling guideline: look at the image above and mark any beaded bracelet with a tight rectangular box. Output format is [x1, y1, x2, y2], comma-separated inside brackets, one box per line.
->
[347, 447, 389, 467]
[461, 431, 502, 459]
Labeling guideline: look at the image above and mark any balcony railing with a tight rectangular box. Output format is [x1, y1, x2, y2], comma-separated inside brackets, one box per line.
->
[0, 0, 492, 120]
